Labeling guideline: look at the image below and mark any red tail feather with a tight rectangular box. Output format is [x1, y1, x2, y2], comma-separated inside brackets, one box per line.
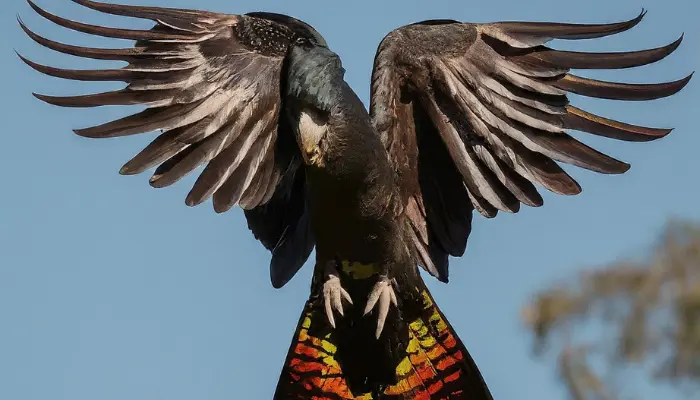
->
[274, 282, 493, 399]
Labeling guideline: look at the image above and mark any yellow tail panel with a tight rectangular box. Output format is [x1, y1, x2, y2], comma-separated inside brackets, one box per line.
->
[274, 285, 491, 399]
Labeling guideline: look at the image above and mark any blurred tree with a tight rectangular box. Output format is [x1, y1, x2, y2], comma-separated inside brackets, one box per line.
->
[522, 219, 700, 400]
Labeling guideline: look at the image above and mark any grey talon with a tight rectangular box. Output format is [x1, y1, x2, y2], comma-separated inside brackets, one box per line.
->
[363, 276, 398, 338]
[322, 261, 352, 328]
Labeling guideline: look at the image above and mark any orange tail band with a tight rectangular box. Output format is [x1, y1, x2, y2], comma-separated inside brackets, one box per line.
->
[274, 284, 493, 399]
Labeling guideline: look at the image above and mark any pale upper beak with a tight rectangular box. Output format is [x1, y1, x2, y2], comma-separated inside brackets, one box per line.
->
[296, 110, 327, 167]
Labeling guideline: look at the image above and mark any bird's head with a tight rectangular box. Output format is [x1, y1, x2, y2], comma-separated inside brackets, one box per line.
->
[284, 44, 346, 168]
[293, 107, 328, 167]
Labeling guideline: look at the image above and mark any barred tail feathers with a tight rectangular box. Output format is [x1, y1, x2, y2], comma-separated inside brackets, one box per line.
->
[381, 285, 494, 399]
[274, 283, 493, 399]
[273, 302, 358, 399]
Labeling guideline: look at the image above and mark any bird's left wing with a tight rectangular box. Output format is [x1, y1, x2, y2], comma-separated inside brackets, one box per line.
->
[18, 0, 326, 287]
[370, 12, 692, 282]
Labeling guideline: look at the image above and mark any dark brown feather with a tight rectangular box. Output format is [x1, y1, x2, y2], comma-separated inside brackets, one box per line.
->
[489, 9, 646, 41]
[27, 0, 198, 41]
[564, 105, 673, 142]
[32, 89, 177, 108]
[524, 36, 683, 70]
[19, 0, 321, 288]
[496, 131, 583, 196]
[526, 127, 631, 174]
[148, 141, 204, 188]
[553, 73, 693, 101]
[120, 129, 188, 175]
[70, 0, 220, 22]
[473, 145, 544, 207]
[18, 17, 148, 61]
[74, 100, 206, 138]
[210, 136, 269, 213]
[239, 148, 277, 210]
[18, 53, 137, 82]
[244, 167, 313, 289]
[370, 11, 688, 280]
[414, 103, 474, 259]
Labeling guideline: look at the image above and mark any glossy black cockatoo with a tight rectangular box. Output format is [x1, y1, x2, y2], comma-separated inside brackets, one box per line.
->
[17, 1, 692, 398]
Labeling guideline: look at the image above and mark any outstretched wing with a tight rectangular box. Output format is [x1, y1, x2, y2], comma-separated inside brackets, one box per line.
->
[18, 0, 326, 287]
[370, 11, 692, 281]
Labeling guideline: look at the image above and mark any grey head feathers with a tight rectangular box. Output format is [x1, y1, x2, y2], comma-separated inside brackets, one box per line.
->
[285, 45, 346, 112]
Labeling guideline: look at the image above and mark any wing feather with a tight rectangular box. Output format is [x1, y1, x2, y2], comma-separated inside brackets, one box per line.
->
[371, 12, 691, 280]
[27, 0, 210, 42]
[553, 73, 693, 101]
[508, 36, 684, 70]
[19, 0, 327, 288]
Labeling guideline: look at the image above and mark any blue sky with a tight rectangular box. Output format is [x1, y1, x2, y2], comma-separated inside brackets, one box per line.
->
[1, 0, 698, 399]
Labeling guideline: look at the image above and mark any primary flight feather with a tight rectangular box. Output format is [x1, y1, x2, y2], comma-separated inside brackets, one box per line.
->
[18, 1, 692, 398]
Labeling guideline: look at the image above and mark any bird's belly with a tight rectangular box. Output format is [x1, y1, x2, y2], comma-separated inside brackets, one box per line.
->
[305, 167, 399, 266]
[310, 196, 396, 265]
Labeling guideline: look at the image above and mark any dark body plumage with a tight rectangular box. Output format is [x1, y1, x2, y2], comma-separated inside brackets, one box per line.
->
[282, 45, 437, 396]
[17, 1, 692, 398]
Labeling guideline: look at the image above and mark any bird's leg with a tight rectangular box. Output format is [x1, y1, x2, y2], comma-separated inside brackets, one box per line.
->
[322, 259, 353, 329]
[363, 273, 398, 339]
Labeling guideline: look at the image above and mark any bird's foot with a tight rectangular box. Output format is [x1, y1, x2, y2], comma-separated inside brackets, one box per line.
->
[322, 260, 353, 329]
[363, 275, 398, 339]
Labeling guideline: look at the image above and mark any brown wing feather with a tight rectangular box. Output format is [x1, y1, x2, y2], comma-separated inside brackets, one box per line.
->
[370, 11, 691, 281]
[18, 0, 325, 288]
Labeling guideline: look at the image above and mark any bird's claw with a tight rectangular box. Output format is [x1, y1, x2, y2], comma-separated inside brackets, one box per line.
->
[323, 262, 352, 329]
[363, 276, 398, 338]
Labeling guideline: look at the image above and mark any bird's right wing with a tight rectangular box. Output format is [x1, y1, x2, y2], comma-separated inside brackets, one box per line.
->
[370, 11, 692, 282]
[18, 0, 326, 287]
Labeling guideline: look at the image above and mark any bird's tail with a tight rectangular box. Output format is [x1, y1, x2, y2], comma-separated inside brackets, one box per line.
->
[273, 280, 493, 399]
